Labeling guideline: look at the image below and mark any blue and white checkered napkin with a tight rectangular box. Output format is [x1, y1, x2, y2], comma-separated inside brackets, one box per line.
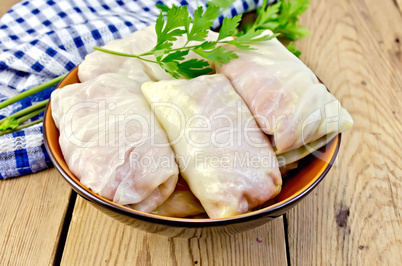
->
[0, 0, 273, 179]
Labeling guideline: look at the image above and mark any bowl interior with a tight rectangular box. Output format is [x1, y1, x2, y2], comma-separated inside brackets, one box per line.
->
[44, 67, 340, 224]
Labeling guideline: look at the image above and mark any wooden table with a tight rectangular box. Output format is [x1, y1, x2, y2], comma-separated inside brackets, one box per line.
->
[1, 0, 401, 265]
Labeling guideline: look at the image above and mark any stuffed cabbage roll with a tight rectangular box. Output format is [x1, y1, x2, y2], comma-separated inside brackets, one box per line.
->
[78, 25, 219, 83]
[277, 131, 339, 165]
[217, 31, 353, 159]
[152, 177, 205, 218]
[78, 25, 172, 83]
[51, 73, 179, 212]
[141, 74, 282, 219]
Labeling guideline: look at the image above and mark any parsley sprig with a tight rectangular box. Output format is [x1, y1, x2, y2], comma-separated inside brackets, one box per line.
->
[94, 4, 278, 79]
[0, 1, 312, 135]
[0, 75, 66, 136]
[244, 0, 310, 40]
[241, 0, 311, 57]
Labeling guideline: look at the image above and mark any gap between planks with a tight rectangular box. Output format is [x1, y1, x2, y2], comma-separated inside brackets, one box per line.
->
[53, 192, 77, 266]
[393, 0, 402, 15]
[282, 214, 291, 266]
[58, 196, 288, 265]
[54, 202, 293, 265]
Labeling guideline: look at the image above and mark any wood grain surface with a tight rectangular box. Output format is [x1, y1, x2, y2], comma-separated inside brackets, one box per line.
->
[0, 1, 16, 16]
[61, 197, 287, 265]
[0, 3, 73, 266]
[396, 0, 402, 14]
[0, 169, 72, 265]
[1, 0, 401, 265]
[288, 0, 402, 265]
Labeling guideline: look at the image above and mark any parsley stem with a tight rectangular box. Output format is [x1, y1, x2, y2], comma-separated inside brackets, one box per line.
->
[0, 99, 48, 125]
[0, 107, 45, 134]
[93, 46, 158, 64]
[0, 74, 66, 110]
[138, 51, 154, 56]
[0, 118, 43, 136]
[17, 107, 46, 124]
[138, 43, 213, 57]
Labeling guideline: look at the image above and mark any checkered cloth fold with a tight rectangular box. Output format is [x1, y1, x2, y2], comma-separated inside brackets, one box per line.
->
[0, 0, 273, 179]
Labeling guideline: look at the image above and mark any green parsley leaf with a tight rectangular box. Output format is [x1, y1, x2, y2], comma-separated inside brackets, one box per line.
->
[187, 5, 220, 42]
[199, 41, 218, 50]
[0, 117, 19, 131]
[162, 50, 189, 63]
[177, 59, 213, 78]
[153, 5, 189, 52]
[255, 1, 280, 27]
[155, 3, 170, 14]
[218, 15, 242, 41]
[225, 30, 279, 50]
[286, 42, 302, 57]
[278, 22, 310, 41]
[160, 50, 190, 78]
[160, 61, 180, 78]
[160, 50, 213, 78]
[246, 0, 311, 41]
[193, 46, 238, 66]
[206, 0, 234, 11]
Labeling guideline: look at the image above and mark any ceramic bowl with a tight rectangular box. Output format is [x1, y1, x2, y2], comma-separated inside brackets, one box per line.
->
[43, 67, 341, 238]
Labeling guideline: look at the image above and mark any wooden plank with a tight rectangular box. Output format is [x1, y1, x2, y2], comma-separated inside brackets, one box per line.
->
[0, 169, 72, 265]
[0, 0, 20, 17]
[287, 0, 402, 265]
[61, 197, 288, 265]
[395, 0, 402, 14]
[0, 0, 73, 264]
[0, 1, 73, 265]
